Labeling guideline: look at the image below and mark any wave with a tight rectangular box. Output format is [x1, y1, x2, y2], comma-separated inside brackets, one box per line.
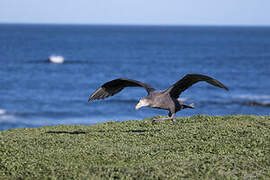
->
[229, 94, 270, 107]
[0, 109, 6, 115]
[178, 98, 188, 102]
[245, 101, 270, 107]
[200, 100, 270, 107]
[234, 94, 270, 100]
[0, 115, 14, 120]
[0, 109, 15, 121]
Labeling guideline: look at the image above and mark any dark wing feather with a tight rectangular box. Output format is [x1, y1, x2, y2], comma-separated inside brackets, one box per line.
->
[167, 74, 229, 99]
[88, 78, 155, 101]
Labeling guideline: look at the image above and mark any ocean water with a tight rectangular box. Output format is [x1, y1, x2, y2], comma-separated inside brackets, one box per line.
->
[0, 24, 270, 131]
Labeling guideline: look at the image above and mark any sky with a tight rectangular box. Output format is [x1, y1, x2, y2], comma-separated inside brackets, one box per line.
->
[1, 0, 270, 26]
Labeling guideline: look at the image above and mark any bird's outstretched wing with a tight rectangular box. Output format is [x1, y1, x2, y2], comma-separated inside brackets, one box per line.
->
[88, 78, 155, 101]
[167, 74, 229, 99]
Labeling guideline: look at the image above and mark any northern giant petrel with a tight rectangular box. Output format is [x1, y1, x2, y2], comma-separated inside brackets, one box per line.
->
[88, 74, 229, 122]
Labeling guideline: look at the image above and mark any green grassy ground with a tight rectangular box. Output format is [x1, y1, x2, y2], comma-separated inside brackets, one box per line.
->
[1, 115, 270, 179]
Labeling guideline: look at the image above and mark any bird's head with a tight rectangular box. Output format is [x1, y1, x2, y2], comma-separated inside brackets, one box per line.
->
[135, 97, 151, 110]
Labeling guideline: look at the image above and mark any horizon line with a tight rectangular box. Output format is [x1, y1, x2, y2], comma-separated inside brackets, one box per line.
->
[0, 22, 270, 28]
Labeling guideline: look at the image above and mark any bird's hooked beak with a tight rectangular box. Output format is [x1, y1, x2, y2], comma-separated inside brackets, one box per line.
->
[135, 99, 149, 110]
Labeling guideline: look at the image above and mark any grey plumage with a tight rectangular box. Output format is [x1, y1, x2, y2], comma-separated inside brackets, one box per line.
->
[88, 74, 229, 122]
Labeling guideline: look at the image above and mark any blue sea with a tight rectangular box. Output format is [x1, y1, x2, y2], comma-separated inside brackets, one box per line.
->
[0, 24, 270, 131]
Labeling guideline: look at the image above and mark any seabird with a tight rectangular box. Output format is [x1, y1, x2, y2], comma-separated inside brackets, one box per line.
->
[88, 74, 229, 122]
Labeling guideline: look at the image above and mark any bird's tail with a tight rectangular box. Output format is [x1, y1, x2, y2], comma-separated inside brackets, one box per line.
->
[183, 103, 195, 109]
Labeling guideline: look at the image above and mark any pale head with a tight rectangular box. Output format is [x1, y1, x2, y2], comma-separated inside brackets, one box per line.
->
[135, 97, 151, 110]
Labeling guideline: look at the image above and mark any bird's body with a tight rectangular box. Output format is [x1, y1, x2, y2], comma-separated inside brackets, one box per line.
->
[143, 91, 178, 111]
[89, 74, 228, 122]
[134, 90, 195, 122]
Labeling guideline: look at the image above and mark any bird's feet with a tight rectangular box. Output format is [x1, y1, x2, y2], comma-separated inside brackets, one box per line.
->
[152, 117, 178, 123]
[152, 117, 169, 123]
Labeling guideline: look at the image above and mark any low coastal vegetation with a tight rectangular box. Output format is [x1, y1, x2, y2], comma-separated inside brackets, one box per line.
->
[1, 115, 270, 179]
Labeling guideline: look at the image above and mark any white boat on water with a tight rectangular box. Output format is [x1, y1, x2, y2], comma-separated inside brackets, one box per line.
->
[48, 55, 64, 64]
